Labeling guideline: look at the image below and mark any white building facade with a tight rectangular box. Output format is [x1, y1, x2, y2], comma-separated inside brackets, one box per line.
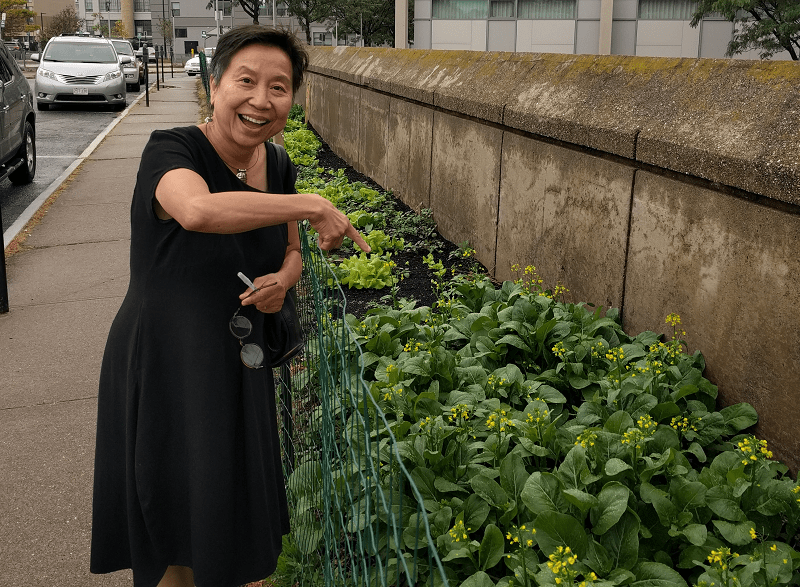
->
[413, 0, 792, 60]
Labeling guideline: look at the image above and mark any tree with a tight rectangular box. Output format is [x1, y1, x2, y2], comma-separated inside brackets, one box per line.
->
[91, 14, 109, 38]
[157, 15, 172, 48]
[204, 0, 262, 26]
[690, 0, 799, 60]
[285, 0, 333, 44]
[112, 20, 129, 38]
[320, 0, 413, 47]
[0, 0, 36, 39]
[42, 5, 82, 46]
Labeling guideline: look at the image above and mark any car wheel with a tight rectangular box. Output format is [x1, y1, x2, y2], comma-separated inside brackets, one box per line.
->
[187, 72, 195, 76]
[9, 121, 36, 185]
[36, 101, 49, 111]
[131, 81, 141, 92]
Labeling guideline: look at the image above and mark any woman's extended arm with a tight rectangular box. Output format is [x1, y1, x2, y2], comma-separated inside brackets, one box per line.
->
[155, 167, 368, 252]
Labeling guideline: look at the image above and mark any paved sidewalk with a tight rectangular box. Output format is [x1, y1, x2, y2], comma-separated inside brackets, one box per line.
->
[0, 75, 200, 586]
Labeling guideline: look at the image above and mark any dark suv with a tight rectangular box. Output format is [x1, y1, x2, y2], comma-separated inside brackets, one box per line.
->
[0, 42, 36, 185]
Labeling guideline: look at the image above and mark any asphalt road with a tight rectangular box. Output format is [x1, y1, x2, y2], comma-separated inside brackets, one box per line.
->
[0, 78, 132, 234]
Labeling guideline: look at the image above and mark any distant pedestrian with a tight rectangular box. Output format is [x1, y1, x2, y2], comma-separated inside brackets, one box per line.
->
[90, 25, 369, 587]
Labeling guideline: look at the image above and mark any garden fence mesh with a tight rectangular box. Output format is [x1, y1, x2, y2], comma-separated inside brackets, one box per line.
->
[273, 224, 450, 587]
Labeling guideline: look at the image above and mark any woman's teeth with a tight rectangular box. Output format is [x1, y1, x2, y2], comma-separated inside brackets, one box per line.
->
[240, 114, 267, 125]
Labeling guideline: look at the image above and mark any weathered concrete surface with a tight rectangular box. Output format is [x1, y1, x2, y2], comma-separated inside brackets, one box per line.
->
[304, 48, 800, 471]
[495, 132, 635, 310]
[430, 111, 503, 273]
[307, 47, 800, 206]
[386, 98, 434, 210]
[358, 90, 391, 187]
[624, 171, 800, 468]
[334, 80, 362, 170]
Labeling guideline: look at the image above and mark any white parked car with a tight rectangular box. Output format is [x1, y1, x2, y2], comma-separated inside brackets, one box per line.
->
[111, 38, 144, 92]
[184, 48, 214, 76]
[32, 35, 130, 111]
[184, 55, 202, 76]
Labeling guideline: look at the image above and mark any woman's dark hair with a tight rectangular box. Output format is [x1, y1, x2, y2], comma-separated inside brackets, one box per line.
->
[209, 25, 308, 94]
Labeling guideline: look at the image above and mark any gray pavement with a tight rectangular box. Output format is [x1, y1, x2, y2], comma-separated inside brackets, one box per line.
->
[0, 74, 201, 586]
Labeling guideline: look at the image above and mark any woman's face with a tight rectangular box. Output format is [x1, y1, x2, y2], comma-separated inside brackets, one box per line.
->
[209, 44, 293, 148]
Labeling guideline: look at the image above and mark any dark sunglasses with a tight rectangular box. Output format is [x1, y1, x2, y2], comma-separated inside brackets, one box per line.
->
[230, 308, 264, 369]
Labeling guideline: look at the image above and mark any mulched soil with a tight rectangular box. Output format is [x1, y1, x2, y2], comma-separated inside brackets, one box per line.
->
[309, 126, 490, 318]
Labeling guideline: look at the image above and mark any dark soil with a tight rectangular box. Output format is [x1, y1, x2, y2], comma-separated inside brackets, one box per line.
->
[309, 127, 489, 319]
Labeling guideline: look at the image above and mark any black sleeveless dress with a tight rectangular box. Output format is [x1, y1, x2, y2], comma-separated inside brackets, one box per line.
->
[91, 126, 293, 587]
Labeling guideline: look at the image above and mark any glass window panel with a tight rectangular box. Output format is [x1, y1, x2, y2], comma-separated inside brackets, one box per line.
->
[134, 0, 149, 10]
[517, 0, 576, 19]
[639, 0, 697, 19]
[135, 19, 152, 35]
[491, 0, 515, 17]
[85, 0, 93, 11]
[175, 27, 187, 37]
[432, 0, 489, 19]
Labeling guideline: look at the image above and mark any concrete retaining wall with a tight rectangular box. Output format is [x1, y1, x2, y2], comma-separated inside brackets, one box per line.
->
[303, 46, 800, 471]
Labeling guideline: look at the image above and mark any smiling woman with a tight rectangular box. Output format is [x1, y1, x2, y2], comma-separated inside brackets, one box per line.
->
[89, 25, 370, 587]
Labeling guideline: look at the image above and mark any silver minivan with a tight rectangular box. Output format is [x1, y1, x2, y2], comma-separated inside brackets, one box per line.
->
[32, 36, 130, 111]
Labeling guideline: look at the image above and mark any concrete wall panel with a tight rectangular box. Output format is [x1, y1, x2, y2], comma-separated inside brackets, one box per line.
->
[386, 98, 434, 210]
[517, 20, 575, 53]
[357, 90, 390, 187]
[624, 171, 800, 470]
[334, 80, 362, 170]
[495, 132, 634, 308]
[612, 0, 637, 19]
[430, 111, 502, 272]
[576, 20, 601, 55]
[578, 0, 601, 20]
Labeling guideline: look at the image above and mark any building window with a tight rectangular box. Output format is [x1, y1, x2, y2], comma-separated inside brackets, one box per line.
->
[639, 0, 698, 19]
[135, 19, 152, 36]
[432, 0, 489, 19]
[85, 0, 93, 10]
[260, 1, 288, 17]
[98, 0, 121, 11]
[133, 0, 149, 10]
[517, 0, 575, 19]
[490, 0, 515, 18]
[175, 27, 187, 37]
[220, 0, 232, 16]
[312, 32, 332, 46]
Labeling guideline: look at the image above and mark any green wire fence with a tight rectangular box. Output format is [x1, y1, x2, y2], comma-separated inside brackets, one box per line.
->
[273, 224, 450, 587]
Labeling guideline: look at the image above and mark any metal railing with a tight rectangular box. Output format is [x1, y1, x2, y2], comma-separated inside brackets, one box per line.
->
[273, 225, 450, 587]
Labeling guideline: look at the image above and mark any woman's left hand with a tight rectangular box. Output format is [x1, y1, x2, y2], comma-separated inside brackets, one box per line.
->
[239, 274, 286, 313]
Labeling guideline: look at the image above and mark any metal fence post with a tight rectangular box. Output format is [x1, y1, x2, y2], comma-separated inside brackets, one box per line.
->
[0, 205, 9, 313]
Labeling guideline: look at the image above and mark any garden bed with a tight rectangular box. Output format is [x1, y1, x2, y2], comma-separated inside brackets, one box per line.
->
[275, 109, 800, 587]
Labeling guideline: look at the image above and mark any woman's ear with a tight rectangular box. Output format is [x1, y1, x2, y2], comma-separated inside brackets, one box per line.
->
[209, 76, 217, 108]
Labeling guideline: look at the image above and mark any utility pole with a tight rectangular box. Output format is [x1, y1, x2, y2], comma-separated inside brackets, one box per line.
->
[394, 0, 407, 48]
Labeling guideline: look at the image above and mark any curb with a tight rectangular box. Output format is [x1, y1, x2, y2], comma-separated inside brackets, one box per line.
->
[2, 85, 153, 250]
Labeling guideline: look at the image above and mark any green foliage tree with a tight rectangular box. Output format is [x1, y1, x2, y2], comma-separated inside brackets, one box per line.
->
[42, 5, 82, 46]
[112, 20, 129, 38]
[327, 0, 397, 47]
[0, 0, 37, 40]
[285, 0, 333, 44]
[204, 0, 262, 26]
[690, 0, 799, 60]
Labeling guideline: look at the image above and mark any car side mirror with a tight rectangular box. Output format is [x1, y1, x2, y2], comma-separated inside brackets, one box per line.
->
[120, 55, 133, 64]
[30, 53, 40, 62]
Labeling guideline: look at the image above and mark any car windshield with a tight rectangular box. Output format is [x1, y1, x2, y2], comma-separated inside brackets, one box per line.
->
[112, 41, 134, 56]
[43, 41, 118, 64]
